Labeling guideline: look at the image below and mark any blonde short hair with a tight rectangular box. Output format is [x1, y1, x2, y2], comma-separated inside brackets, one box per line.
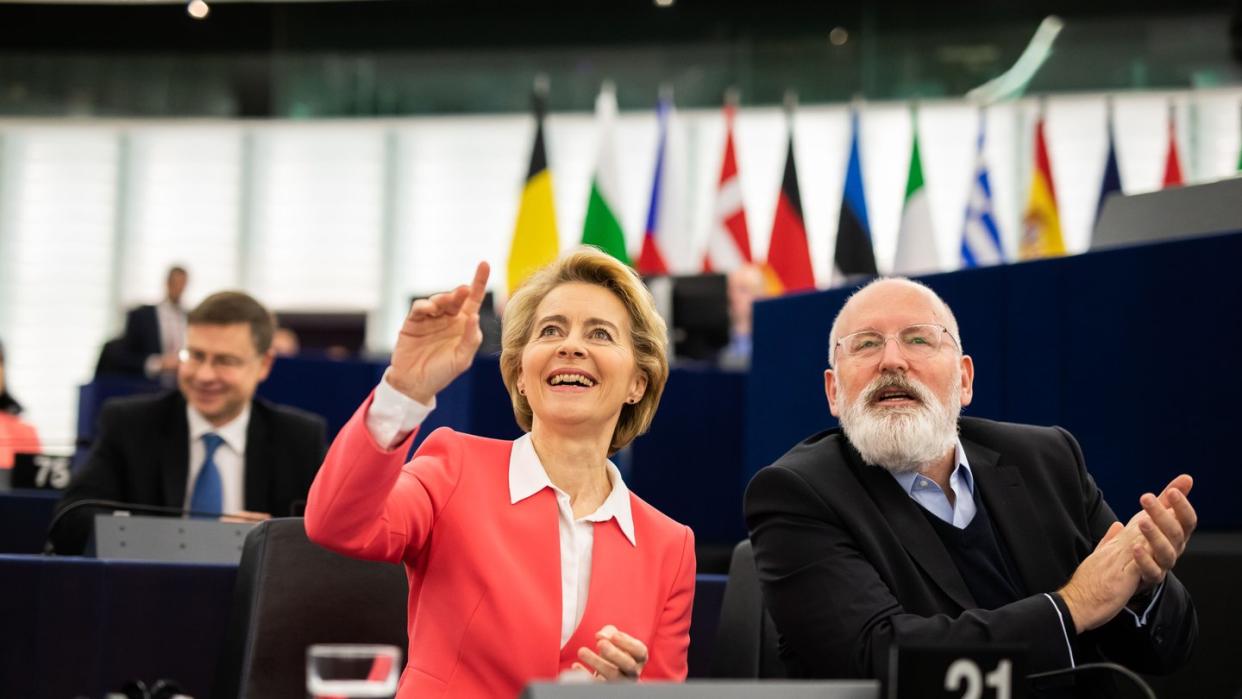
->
[500, 248, 669, 454]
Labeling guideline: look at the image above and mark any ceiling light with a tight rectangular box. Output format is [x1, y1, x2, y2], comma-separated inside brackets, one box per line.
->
[187, 0, 209, 20]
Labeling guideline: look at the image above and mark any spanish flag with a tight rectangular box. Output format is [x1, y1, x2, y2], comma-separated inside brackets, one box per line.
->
[507, 85, 559, 295]
[1019, 115, 1066, 260]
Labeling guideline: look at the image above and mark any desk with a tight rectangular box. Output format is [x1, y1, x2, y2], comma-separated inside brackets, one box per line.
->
[0, 554, 728, 698]
[0, 489, 60, 554]
[0, 555, 237, 699]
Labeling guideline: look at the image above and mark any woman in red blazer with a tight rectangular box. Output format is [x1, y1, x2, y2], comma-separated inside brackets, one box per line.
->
[305, 249, 695, 699]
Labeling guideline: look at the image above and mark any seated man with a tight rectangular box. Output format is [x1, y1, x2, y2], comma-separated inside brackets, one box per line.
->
[51, 291, 326, 555]
[745, 277, 1197, 681]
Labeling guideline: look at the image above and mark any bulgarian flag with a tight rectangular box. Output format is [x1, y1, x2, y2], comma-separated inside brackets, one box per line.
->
[581, 81, 630, 265]
[507, 83, 559, 295]
[892, 116, 939, 275]
[1018, 114, 1066, 260]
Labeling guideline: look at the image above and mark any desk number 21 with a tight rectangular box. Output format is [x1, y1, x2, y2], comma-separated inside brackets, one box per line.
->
[945, 658, 1012, 699]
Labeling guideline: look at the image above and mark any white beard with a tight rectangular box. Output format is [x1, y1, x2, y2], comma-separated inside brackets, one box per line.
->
[837, 371, 961, 474]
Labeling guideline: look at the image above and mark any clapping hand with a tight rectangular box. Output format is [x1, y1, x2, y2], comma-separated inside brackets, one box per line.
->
[572, 625, 649, 682]
[1059, 473, 1197, 633]
[386, 262, 490, 404]
[1125, 474, 1196, 589]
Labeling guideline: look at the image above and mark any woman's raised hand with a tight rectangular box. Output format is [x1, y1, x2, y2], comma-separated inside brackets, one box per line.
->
[387, 262, 490, 404]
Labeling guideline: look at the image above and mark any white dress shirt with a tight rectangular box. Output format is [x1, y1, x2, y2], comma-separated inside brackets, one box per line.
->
[185, 404, 249, 514]
[156, 299, 186, 356]
[366, 373, 636, 649]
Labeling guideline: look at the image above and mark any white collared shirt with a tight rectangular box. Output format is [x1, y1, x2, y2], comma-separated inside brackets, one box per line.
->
[156, 299, 186, 356]
[368, 374, 636, 648]
[185, 403, 250, 514]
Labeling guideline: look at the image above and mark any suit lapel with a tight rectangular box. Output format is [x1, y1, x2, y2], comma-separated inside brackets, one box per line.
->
[848, 444, 976, 610]
[506, 487, 563, 671]
[243, 402, 271, 513]
[160, 393, 190, 507]
[966, 438, 1066, 596]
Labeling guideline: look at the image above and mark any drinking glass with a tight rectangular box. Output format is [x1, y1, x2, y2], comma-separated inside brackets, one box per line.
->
[306, 644, 401, 698]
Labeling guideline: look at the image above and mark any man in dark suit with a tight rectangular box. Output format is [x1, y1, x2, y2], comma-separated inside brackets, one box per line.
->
[745, 277, 1197, 682]
[96, 265, 188, 380]
[52, 290, 325, 555]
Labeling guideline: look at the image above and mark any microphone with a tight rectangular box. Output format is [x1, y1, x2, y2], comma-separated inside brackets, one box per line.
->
[43, 499, 269, 556]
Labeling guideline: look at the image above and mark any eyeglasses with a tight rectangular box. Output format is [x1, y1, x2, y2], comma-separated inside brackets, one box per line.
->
[177, 348, 258, 372]
[834, 324, 959, 363]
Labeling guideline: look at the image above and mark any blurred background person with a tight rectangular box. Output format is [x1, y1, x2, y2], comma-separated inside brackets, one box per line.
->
[95, 265, 189, 383]
[305, 250, 695, 698]
[271, 326, 301, 357]
[718, 263, 771, 370]
[0, 339, 41, 469]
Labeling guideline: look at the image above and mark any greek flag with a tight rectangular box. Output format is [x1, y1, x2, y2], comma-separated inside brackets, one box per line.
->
[959, 120, 1004, 268]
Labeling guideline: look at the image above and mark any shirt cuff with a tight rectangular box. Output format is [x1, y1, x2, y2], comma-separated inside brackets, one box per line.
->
[365, 369, 435, 450]
[1120, 581, 1166, 627]
[1043, 592, 1077, 669]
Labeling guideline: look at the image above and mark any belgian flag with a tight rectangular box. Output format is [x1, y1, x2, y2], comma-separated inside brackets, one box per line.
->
[507, 81, 560, 295]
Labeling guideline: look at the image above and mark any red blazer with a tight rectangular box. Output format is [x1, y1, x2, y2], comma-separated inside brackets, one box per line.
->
[305, 395, 696, 699]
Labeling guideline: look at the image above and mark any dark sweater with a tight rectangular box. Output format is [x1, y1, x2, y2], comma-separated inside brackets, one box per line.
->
[920, 485, 1026, 610]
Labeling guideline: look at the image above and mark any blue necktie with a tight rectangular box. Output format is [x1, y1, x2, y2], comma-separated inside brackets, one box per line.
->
[190, 433, 225, 516]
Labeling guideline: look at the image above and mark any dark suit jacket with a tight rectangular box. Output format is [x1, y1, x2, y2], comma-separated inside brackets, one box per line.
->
[95, 305, 165, 378]
[50, 391, 327, 554]
[744, 417, 1197, 681]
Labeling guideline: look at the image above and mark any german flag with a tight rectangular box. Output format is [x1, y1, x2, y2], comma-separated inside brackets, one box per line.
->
[766, 101, 815, 293]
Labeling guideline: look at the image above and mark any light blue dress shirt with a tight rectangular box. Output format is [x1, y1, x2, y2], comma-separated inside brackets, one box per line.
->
[890, 441, 975, 529]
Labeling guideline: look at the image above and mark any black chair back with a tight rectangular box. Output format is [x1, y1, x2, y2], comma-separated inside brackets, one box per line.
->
[211, 518, 408, 699]
[709, 539, 786, 678]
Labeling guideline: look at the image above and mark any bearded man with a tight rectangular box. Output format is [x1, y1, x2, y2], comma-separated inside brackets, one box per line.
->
[744, 277, 1198, 684]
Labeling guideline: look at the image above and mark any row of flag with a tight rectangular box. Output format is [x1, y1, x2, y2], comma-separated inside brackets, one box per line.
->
[508, 86, 1235, 296]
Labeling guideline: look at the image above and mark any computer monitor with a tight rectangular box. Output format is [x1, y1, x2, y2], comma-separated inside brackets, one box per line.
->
[409, 291, 501, 356]
[644, 273, 730, 362]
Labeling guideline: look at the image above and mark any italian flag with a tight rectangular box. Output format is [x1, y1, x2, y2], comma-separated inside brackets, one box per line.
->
[892, 129, 939, 275]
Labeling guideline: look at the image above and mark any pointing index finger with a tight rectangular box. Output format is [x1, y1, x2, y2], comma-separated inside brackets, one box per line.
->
[461, 261, 490, 315]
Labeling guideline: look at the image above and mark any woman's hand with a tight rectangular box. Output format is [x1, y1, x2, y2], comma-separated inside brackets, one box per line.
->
[572, 625, 648, 682]
[387, 262, 490, 404]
